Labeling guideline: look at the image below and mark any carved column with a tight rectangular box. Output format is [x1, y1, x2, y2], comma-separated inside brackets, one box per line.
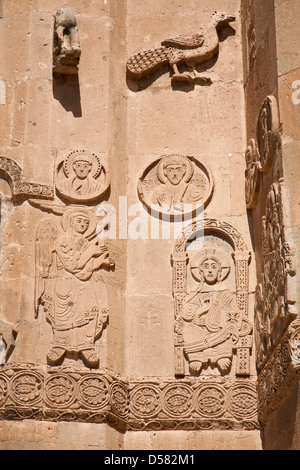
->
[234, 250, 253, 376]
[171, 251, 189, 377]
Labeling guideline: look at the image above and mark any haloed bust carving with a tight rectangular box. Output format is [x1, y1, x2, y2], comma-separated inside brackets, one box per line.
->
[138, 154, 213, 217]
[56, 150, 110, 203]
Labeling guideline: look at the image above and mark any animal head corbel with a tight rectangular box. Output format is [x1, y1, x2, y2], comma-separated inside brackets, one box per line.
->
[211, 11, 236, 30]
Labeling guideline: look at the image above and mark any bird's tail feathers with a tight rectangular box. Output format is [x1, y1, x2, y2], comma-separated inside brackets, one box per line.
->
[126, 46, 171, 80]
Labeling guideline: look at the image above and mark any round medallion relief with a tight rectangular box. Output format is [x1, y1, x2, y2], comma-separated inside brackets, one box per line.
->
[194, 384, 226, 419]
[138, 155, 213, 219]
[78, 375, 110, 410]
[11, 372, 42, 407]
[131, 384, 161, 418]
[161, 384, 193, 418]
[45, 373, 77, 408]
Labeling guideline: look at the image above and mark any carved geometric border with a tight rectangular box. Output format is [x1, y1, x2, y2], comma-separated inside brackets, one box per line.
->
[0, 364, 260, 432]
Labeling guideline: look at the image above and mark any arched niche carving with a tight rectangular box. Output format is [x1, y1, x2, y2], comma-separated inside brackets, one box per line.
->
[0, 156, 54, 202]
[171, 218, 252, 377]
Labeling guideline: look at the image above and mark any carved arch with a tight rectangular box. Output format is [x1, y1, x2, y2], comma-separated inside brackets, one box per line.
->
[0, 156, 53, 201]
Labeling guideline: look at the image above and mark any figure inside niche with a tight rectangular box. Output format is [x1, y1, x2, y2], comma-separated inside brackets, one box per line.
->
[35, 206, 114, 367]
[56, 151, 109, 203]
[182, 248, 241, 375]
[53, 7, 81, 74]
[152, 155, 208, 211]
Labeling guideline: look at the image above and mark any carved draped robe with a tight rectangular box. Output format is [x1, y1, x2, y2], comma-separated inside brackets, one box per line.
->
[44, 233, 107, 352]
[153, 180, 205, 210]
[182, 289, 241, 366]
[59, 174, 103, 200]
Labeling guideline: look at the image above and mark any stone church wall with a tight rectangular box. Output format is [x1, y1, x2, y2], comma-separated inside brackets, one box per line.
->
[0, 0, 298, 450]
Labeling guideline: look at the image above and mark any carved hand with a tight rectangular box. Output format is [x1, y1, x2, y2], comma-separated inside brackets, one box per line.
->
[93, 242, 109, 257]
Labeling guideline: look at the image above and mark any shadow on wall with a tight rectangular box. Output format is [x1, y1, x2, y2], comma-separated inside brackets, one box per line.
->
[53, 74, 82, 117]
[262, 382, 299, 450]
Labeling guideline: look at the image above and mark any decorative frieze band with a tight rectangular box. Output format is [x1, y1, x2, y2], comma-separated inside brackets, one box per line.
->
[0, 364, 259, 432]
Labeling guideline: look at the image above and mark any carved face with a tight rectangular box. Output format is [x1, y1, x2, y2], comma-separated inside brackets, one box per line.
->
[163, 163, 187, 185]
[213, 12, 236, 28]
[200, 258, 221, 284]
[73, 160, 92, 180]
[71, 216, 90, 234]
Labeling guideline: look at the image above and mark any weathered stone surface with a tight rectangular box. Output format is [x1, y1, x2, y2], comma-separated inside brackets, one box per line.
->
[0, 0, 298, 451]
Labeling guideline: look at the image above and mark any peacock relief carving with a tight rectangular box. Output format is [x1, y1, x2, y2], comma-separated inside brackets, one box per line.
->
[126, 12, 235, 84]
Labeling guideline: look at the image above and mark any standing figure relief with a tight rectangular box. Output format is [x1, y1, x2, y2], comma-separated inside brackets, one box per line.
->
[182, 249, 242, 375]
[35, 206, 114, 367]
[127, 11, 235, 84]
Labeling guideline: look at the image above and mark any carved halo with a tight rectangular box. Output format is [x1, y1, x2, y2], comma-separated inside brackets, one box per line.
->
[190, 248, 231, 283]
[63, 150, 102, 180]
[157, 154, 194, 184]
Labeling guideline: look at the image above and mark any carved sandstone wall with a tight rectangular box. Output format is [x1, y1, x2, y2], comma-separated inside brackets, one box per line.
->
[0, 0, 298, 450]
[241, 0, 300, 450]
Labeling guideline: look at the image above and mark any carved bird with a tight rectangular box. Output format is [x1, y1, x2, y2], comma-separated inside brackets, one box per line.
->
[126, 12, 236, 83]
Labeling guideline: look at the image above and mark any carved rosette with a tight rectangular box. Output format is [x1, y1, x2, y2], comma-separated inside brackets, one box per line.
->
[0, 365, 259, 431]
[172, 218, 252, 378]
[194, 384, 226, 419]
[110, 382, 130, 418]
[0, 366, 43, 421]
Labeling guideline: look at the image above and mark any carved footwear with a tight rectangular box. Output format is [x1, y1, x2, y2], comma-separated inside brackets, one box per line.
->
[217, 358, 232, 374]
[47, 347, 65, 364]
[81, 349, 100, 367]
[189, 361, 203, 374]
